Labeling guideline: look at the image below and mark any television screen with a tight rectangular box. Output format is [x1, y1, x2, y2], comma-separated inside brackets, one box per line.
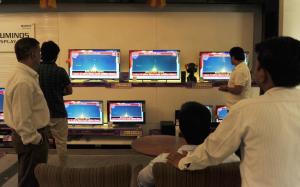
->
[0, 88, 4, 121]
[199, 52, 248, 81]
[129, 50, 180, 80]
[215, 105, 229, 122]
[64, 100, 103, 125]
[69, 49, 120, 80]
[107, 100, 145, 124]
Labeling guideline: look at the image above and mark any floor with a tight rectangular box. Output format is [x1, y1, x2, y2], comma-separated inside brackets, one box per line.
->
[0, 148, 152, 187]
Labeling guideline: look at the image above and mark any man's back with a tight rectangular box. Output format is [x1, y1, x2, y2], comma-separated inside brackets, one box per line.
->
[38, 63, 70, 118]
[228, 87, 300, 187]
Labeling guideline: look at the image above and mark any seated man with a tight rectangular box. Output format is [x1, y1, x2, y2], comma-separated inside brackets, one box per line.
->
[137, 101, 240, 187]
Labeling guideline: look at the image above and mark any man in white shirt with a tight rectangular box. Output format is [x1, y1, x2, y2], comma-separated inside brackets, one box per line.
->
[167, 36, 300, 187]
[4, 38, 50, 187]
[219, 47, 251, 108]
[137, 102, 239, 187]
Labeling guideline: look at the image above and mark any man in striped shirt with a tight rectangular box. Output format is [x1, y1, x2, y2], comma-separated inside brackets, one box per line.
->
[167, 36, 300, 187]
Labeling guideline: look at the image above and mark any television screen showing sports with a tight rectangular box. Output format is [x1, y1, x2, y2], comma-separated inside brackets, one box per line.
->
[199, 52, 248, 80]
[108, 101, 145, 124]
[129, 50, 180, 80]
[64, 100, 103, 125]
[216, 105, 229, 122]
[69, 49, 120, 79]
[0, 88, 4, 120]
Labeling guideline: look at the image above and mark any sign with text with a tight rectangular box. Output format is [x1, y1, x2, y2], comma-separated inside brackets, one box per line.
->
[0, 23, 35, 52]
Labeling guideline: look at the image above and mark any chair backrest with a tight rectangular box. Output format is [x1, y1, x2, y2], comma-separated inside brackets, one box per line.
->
[34, 163, 63, 187]
[153, 162, 241, 187]
[35, 163, 132, 187]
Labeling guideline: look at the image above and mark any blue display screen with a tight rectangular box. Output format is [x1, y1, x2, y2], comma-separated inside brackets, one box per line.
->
[69, 49, 120, 79]
[216, 106, 229, 122]
[0, 88, 4, 120]
[200, 52, 248, 80]
[129, 50, 180, 80]
[108, 101, 145, 124]
[65, 100, 103, 125]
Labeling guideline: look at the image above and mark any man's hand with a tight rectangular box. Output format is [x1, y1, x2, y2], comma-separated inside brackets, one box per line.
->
[218, 85, 228, 92]
[167, 151, 188, 169]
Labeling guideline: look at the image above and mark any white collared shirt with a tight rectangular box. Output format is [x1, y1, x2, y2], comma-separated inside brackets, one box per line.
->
[4, 63, 50, 145]
[138, 145, 240, 187]
[178, 87, 300, 187]
[226, 62, 251, 108]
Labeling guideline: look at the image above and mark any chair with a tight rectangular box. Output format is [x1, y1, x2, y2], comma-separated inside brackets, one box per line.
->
[153, 162, 241, 187]
[35, 163, 132, 187]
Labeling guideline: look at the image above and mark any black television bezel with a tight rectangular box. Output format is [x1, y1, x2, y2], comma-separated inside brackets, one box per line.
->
[129, 49, 181, 81]
[0, 88, 4, 121]
[199, 51, 249, 81]
[68, 49, 121, 80]
[107, 100, 146, 125]
[205, 104, 214, 122]
[64, 99, 104, 125]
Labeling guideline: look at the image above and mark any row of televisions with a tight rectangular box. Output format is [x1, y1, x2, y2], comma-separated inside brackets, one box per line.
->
[0, 88, 228, 126]
[68, 49, 249, 81]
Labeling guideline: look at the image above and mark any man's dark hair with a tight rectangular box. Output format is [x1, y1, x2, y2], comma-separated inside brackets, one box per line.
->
[229, 47, 245, 61]
[41, 41, 60, 63]
[179, 102, 211, 145]
[255, 36, 300, 87]
[14, 37, 39, 61]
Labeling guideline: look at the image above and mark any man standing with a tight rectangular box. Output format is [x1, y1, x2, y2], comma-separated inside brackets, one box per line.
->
[167, 36, 300, 187]
[38, 41, 72, 167]
[4, 37, 50, 187]
[219, 47, 251, 108]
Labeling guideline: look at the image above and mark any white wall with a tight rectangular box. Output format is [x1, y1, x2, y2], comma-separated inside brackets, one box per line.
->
[0, 11, 257, 133]
[281, 0, 300, 40]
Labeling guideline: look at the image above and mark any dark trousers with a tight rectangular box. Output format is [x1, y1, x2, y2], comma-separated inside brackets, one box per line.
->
[12, 127, 49, 187]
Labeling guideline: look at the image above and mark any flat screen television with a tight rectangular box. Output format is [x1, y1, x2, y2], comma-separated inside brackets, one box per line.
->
[69, 49, 120, 80]
[107, 100, 145, 125]
[64, 100, 103, 125]
[215, 105, 229, 122]
[199, 51, 248, 81]
[129, 50, 180, 80]
[0, 88, 4, 121]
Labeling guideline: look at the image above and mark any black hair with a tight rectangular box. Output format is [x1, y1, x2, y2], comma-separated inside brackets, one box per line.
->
[14, 37, 39, 61]
[41, 41, 60, 63]
[229, 47, 245, 61]
[179, 101, 211, 145]
[255, 36, 300, 87]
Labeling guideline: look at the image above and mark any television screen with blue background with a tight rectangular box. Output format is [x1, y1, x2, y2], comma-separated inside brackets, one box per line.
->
[64, 100, 103, 125]
[200, 52, 248, 80]
[129, 50, 180, 80]
[0, 88, 4, 120]
[108, 101, 145, 124]
[69, 49, 120, 79]
[216, 105, 229, 122]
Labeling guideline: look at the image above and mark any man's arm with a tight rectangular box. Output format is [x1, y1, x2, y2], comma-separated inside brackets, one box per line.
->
[12, 83, 42, 145]
[138, 153, 169, 187]
[219, 85, 244, 95]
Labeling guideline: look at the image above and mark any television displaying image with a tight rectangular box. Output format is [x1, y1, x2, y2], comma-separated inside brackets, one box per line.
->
[64, 100, 103, 125]
[107, 100, 145, 124]
[215, 105, 229, 122]
[0, 88, 4, 121]
[129, 50, 180, 80]
[199, 51, 248, 81]
[69, 49, 120, 80]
